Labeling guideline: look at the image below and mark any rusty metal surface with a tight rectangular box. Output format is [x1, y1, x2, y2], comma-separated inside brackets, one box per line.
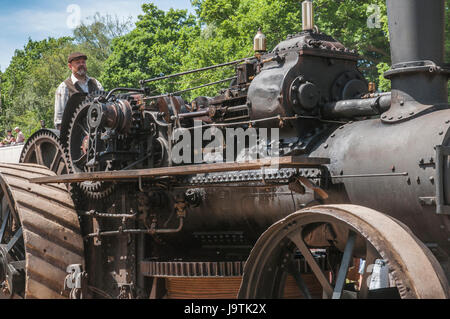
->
[0, 163, 84, 298]
[141, 261, 247, 278]
[239, 204, 449, 299]
[19, 129, 71, 176]
[29, 156, 330, 184]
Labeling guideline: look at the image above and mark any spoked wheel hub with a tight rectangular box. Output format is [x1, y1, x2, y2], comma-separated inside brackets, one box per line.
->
[239, 204, 449, 299]
[0, 244, 24, 297]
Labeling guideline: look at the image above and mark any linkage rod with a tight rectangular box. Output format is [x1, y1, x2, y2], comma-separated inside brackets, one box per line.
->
[139, 57, 253, 85]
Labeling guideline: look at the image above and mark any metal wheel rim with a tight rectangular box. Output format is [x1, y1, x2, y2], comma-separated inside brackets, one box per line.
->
[238, 204, 449, 299]
[0, 164, 85, 298]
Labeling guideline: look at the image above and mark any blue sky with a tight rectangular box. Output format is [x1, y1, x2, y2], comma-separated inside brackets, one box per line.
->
[0, 0, 193, 71]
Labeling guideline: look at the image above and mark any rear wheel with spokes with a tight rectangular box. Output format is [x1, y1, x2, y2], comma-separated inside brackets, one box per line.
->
[239, 204, 449, 299]
[0, 163, 84, 299]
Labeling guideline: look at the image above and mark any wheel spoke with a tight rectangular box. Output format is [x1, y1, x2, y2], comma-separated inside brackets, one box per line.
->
[0, 184, 19, 228]
[73, 153, 87, 166]
[288, 229, 333, 298]
[0, 208, 10, 243]
[10, 260, 25, 270]
[358, 242, 380, 299]
[35, 143, 44, 166]
[287, 263, 312, 299]
[77, 122, 89, 136]
[6, 227, 23, 253]
[50, 150, 62, 172]
[332, 230, 356, 299]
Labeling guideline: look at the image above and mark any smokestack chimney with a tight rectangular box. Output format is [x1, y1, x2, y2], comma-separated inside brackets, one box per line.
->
[384, 0, 449, 118]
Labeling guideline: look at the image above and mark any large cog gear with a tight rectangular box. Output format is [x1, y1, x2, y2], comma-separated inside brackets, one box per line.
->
[20, 129, 71, 176]
[67, 95, 115, 200]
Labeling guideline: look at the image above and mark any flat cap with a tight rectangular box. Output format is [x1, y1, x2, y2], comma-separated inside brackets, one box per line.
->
[68, 52, 88, 63]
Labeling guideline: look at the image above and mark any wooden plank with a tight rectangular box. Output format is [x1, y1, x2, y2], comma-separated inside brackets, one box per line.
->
[30, 156, 330, 184]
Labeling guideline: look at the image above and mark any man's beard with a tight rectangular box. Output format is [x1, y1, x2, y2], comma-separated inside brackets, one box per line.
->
[76, 67, 87, 76]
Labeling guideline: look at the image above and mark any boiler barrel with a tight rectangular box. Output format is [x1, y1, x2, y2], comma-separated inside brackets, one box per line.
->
[311, 109, 450, 255]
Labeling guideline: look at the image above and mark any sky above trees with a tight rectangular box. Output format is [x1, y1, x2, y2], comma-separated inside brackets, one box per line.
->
[0, 0, 193, 71]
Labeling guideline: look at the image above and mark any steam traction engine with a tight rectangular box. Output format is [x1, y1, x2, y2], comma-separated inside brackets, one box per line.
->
[0, 0, 449, 299]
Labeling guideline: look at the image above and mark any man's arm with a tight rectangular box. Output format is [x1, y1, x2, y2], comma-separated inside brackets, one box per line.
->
[54, 83, 69, 129]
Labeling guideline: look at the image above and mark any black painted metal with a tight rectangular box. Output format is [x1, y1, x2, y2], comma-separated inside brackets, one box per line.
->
[321, 94, 391, 119]
[383, 0, 448, 122]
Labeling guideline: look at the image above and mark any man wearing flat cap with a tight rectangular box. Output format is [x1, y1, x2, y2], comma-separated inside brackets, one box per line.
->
[54, 52, 104, 129]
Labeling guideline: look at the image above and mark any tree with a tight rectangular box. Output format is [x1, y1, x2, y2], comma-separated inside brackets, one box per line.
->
[0, 37, 73, 135]
[0, 14, 131, 135]
[100, 3, 200, 93]
[73, 13, 133, 78]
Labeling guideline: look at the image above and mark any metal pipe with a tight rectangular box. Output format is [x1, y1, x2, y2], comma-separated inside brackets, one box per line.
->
[321, 94, 391, 119]
[171, 77, 237, 96]
[139, 58, 251, 85]
[101, 88, 145, 102]
[84, 217, 185, 239]
[331, 172, 408, 179]
[143, 77, 237, 101]
[302, 0, 314, 31]
[385, 0, 448, 106]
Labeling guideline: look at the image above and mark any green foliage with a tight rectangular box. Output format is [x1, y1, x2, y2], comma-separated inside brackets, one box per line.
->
[100, 4, 199, 93]
[0, 14, 130, 136]
[74, 13, 133, 79]
[0, 0, 449, 137]
[314, 0, 389, 84]
[0, 37, 74, 136]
